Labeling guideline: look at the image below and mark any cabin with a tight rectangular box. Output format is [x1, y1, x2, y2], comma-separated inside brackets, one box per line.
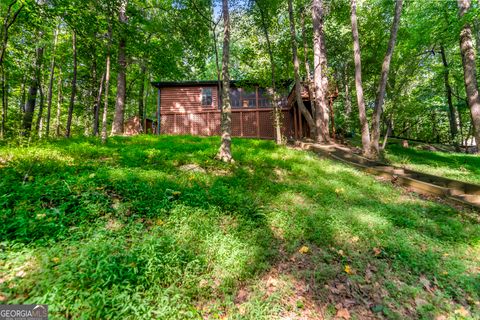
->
[148, 80, 317, 140]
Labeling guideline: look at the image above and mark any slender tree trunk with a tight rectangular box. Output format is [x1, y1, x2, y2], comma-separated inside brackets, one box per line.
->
[85, 54, 96, 136]
[312, 0, 329, 142]
[439, 46, 460, 150]
[370, 0, 403, 157]
[256, 0, 282, 144]
[288, 0, 316, 139]
[0, 67, 6, 139]
[216, 0, 233, 162]
[45, 26, 58, 138]
[458, 0, 480, 152]
[65, 31, 77, 137]
[301, 11, 316, 118]
[350, 0, 371, 156]
[93, 72, 105, 136]
[102, 27, 113, 144]
[138, 62, 146, 124]
[55, 73, 62, 136]
[381, 117, 393, 149]
[35, 79, 44, 136]
[111, 0, 128, 135]
[22, 46, 44, 136]
[343, 66, 352, 132]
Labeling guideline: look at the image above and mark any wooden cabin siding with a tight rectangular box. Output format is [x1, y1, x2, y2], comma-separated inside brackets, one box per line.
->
[154, 83, 293, 139]
[160, 86, 218, 113]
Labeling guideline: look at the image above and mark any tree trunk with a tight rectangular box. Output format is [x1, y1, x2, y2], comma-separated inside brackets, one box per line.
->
[370, 0, 403, 157]
[256, 0, 282, 144]
[216, 0, 233, 162]
[288, 0, 316, 139]
[45, 26, 58, 138]
[350, 0, 371, 156]
[111, 0, 128, 135]
[312, 0, 329, 142]
[458, 0, 480, 152]
[439, 46, 460, 150]
[343, 66, 352, 132]
[138, 62, 146, 124]
[301, 11, 316, 119]
[256, 1, 282, 144]
[93, 72, 105, 136]
[35, 79, 44, 136]
[22, 46, 44, 136]
[0, 67, 6, 139]
[55, 73, 62, 136]
[102, 26, 113, 144]
[65, 31, 77, 137]
[381, 117, 393, 149]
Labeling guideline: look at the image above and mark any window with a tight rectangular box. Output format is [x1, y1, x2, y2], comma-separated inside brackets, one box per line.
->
[242, 89, 256, 108]
[230, 88, 241, 108]
[201, 88, 213, 106]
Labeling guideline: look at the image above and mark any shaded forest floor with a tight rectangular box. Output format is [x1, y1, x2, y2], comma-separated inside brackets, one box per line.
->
[0, 135, 479, 319]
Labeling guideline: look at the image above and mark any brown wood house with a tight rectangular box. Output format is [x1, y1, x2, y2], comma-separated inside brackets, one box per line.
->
[146, 80, 316, 140]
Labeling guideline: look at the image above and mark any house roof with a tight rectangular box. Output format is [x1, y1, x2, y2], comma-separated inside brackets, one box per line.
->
[151, 80, 220, 88]
[151, 79, 294, 89]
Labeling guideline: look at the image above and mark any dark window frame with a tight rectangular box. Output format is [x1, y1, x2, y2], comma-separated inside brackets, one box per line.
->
[201, 87, 213, 107]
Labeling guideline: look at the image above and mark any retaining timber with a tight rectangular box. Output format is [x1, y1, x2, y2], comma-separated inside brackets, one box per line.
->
[295, 141, 480, 210]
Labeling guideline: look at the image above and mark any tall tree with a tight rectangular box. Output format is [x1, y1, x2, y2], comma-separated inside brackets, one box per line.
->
[216, 0, 233, 162]
[22, 45, 44, 136]
[458, 0, 480, 152]
[312, 0, 329, 142]
[288, 0, 316, 139]
[65, 30, 77, 137]
[45, 26, 59, 138]
[255, 0, 282, 144]
[0, 67, 6, 139]
[111, 0, 128, 135]
[102, 25, 113, 144]
[439, 45, 459, 150]
[350, 0, 371, 156]
[370, 0, 403, 157]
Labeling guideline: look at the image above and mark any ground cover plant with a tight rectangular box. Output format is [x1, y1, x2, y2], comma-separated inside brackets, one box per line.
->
[0, 135, 479, 319]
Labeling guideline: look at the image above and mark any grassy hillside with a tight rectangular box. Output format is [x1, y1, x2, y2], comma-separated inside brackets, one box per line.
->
[383, 143, 480, 185]
[0, 135, 479, 319]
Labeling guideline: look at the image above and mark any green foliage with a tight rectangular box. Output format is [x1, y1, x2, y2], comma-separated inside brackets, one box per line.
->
[0, 135, 479, 318]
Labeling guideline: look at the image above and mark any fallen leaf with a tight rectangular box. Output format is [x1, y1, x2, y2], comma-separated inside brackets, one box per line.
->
[373, 247, 381, 256]
[344, 265, 355, 275]
[299, 246, 309, 254]
[336, 308, 350, 319]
